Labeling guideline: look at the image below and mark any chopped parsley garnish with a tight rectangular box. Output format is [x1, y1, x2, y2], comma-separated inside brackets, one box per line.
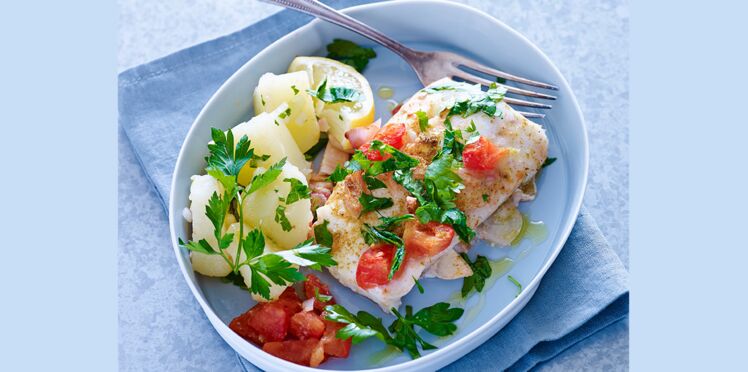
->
[283, 178, 311, 204]
[278, 107, 292, 119]
[482, 194, 489, 202]
[496, 76, 507, 84]
[415, 110, 429, 132]
[304, 133, 328, 161]
[358, 193, 393, 215]
[314, 220, 334, 248]
[377, 214, 414, 230]
[413, 276, 425, 293]
[291, 85, 299, 95]
[324, 302, 463, 359]
[308, 79, 362, 103]
[542, 157, 557, 168]
[274, 204, 293, 232]
[460, 253, 492, 297]
[325, 38, 377, 72]
[363, 174, 386, 190]
[508, 275, 522, 297]
[326, 165, 349, 182]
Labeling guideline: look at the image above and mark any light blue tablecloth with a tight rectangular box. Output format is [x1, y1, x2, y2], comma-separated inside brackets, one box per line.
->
[118, 1, 629, 370]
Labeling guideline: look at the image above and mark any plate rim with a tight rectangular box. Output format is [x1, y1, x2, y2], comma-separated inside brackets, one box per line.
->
[168, 0, 589, 371]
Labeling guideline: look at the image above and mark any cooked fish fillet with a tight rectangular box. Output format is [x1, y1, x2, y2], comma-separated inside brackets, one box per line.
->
[315, 78, 548, 311]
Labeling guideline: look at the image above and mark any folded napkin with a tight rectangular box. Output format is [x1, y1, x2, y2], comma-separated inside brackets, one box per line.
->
[119, 1, 629, 370]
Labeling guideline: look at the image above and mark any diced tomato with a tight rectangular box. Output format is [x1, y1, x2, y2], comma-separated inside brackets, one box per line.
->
[403, 221, 455, 258]
[356, 243, 406, 289]
[321, 319, 352, 358]
[263, 339, 325, 367]
[304, 274, 336, 312]
[359, 123, 407, 160]
[230, 301, 290, 344]
[462, 136, 508, 171]
[290, 311, 326, 340]
[275, 287, 302, 316]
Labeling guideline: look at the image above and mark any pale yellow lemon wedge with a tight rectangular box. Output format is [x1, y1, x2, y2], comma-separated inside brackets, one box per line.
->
[288, 56, 375, 151]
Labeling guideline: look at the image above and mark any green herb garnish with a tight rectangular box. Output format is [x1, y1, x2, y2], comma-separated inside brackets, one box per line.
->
[508, 275, 522, 297]
[274, 204, 293, 232]
[278, 107, 292, 119]
[308, 79, 362, 103]
[324, 302, 463, 359]
[283, 178, 311, 204]
[415, 110, 429, 132]
[291, 85, 299, 95]
[326, 38, 377, 72]
[542, 157, 557, 168]
[413, 277, 425, 293]
[304, 133, 328, 161]
[482, 194, 489, 202]
[358, 193, 394, 215]
[314, 220, 334, 248]
[460, 253, 492, 297]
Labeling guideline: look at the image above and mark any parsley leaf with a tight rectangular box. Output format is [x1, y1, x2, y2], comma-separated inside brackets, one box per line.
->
[413, 276, 424, 293]
[278, 107, 292, 119]
[271, 239, 337, 270]
[358, 193, 394, 215]
[246, 157, 287, 195]
[460, 253, 492, 297]
[348, 141, 419, 176]
[283, 178, 311, 204]
[314, 220, 334, 248]
[291, 85, 299, 95]
[274, 204, 293, 231]
[389, 303, 462, 358]
[415, 110, 429, 132]
[542, 157, 557, 168]
[508, 275, 522, 297]
[325, 38, 377, 72]
[324, 304, 389, 344]
[363, 174, 386, 190]
[377, 214, 414, 230]
[325, 302, 463, 360]
[304, 133, 328, 161]
[482, 194, 489, 202]
[410, 302, 464, 336]
[308, 79, 362, 103]
[220, 271, 248, 290]
[327, 165, 350, 182]
[206, 128, 255, 178]
[178, 238, 217, 255]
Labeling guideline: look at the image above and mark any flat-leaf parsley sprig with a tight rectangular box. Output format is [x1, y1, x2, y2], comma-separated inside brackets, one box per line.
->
[179, 127, 337, 299]
[324, 302, 464, 359]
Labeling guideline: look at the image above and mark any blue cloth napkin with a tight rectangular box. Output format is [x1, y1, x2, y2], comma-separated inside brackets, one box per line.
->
[118, 1, 629, 370]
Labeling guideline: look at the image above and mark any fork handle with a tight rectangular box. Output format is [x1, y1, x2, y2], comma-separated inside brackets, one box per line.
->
[262, 0, 417, 60]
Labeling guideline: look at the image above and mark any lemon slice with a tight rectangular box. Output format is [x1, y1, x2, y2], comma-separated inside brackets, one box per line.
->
[288, 56, 375, 151]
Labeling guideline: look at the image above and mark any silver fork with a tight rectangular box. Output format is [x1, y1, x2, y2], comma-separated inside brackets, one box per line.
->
[263, 0, 557, 118]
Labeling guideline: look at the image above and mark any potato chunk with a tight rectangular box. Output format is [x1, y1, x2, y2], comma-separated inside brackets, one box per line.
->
[253, 71, 320, 152]
[188, 174, 234, 277]
[231, 104, 311, 186]
[242, 162, 313, 250]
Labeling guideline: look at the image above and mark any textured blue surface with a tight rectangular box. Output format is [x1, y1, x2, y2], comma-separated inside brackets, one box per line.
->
[118, 0, 629, 370]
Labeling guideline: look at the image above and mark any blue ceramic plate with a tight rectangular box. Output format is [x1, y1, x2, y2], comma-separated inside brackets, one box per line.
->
[169, 1, 588, 370]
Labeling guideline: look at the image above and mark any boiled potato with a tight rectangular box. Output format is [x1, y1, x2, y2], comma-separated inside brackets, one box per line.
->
[231, 104, 311, 186]
[189, 174, 236, 277]
[253, 71, 320, 152]
[242, 162, 313, 250]
[477, 200, 524, 247]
